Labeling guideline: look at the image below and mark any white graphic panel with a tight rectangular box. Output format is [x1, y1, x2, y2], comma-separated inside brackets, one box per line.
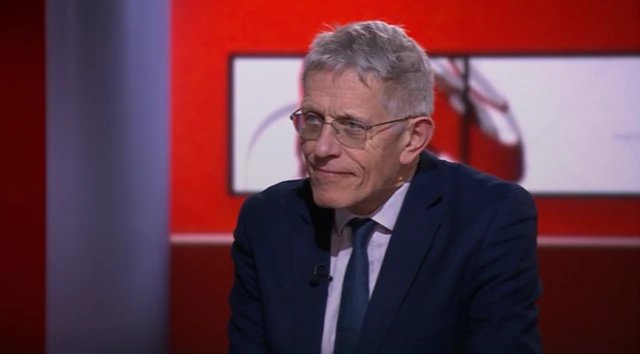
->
[231, 56, 303, 194]
[472, 56, 640, 194]
[231, 55, 640, 195]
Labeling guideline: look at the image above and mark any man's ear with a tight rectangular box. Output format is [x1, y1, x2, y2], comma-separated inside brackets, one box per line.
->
[400, 117, 434, 165]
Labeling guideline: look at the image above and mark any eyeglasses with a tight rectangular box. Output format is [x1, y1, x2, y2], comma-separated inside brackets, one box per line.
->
[289, 109, 413, 148]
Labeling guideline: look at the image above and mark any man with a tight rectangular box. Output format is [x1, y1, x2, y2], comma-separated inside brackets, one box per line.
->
[228, 20, 542, 354]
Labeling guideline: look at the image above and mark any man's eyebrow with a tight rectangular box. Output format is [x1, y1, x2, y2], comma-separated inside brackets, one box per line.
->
[300, 104, 321, 113]
[300, 105, 368, 123]
[336, 112, 368, 123]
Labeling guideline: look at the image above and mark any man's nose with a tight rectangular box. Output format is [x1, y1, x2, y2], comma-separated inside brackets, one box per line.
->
[314, 124, 341, 158]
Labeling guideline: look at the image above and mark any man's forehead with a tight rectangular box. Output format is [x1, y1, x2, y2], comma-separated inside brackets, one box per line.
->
[303, 73, 384, 107]
[301, 69, 387, 121]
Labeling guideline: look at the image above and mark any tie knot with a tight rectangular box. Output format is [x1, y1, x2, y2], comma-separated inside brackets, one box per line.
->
[347, 218, 375, 249]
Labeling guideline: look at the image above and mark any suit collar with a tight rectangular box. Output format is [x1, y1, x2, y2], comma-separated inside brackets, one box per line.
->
[358, 151, 445, 353]
[289, 180, 332, 354]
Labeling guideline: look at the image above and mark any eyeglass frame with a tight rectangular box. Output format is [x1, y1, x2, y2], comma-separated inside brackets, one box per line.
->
[289, 108, 418, 148]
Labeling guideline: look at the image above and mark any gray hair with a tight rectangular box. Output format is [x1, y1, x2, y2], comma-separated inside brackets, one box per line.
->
[302, 20, 435, 119]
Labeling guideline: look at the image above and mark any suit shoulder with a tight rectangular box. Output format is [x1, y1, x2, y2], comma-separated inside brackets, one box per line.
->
[238, 178, 306, 217]
[441, 160, 534, 207]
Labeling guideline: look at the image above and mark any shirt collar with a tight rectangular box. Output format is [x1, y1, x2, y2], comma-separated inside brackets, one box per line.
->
[334, 180, 411, 236]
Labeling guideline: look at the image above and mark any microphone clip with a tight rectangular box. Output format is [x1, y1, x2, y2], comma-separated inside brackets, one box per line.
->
[309, 263, 332, 286]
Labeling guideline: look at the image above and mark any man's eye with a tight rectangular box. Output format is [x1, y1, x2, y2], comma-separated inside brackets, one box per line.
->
[342, 120, 365, 130]
[304, 114, 322, 123]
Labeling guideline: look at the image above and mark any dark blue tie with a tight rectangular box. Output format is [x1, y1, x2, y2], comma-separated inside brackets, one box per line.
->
[333, 218, 376, 354]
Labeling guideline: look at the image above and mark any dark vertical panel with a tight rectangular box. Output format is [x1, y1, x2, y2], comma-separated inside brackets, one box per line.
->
[46, 1, 170, 353]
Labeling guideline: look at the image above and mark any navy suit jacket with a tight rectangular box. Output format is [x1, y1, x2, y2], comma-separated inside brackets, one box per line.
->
[228, 152, 542, 354]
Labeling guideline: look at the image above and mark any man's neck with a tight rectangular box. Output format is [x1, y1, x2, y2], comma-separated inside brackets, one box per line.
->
[348, 162, 417, 216]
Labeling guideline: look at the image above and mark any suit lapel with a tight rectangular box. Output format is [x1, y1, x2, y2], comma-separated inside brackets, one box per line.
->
[358, 152, 445, 353]
[290, 181, 333, 354]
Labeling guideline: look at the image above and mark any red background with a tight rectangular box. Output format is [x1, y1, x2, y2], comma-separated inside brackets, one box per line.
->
[171, 0, 640, 235]
[170, 0, 640, 353]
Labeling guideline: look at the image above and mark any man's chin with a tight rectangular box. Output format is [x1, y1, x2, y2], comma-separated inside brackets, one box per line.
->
[311, 189, 352, 210]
